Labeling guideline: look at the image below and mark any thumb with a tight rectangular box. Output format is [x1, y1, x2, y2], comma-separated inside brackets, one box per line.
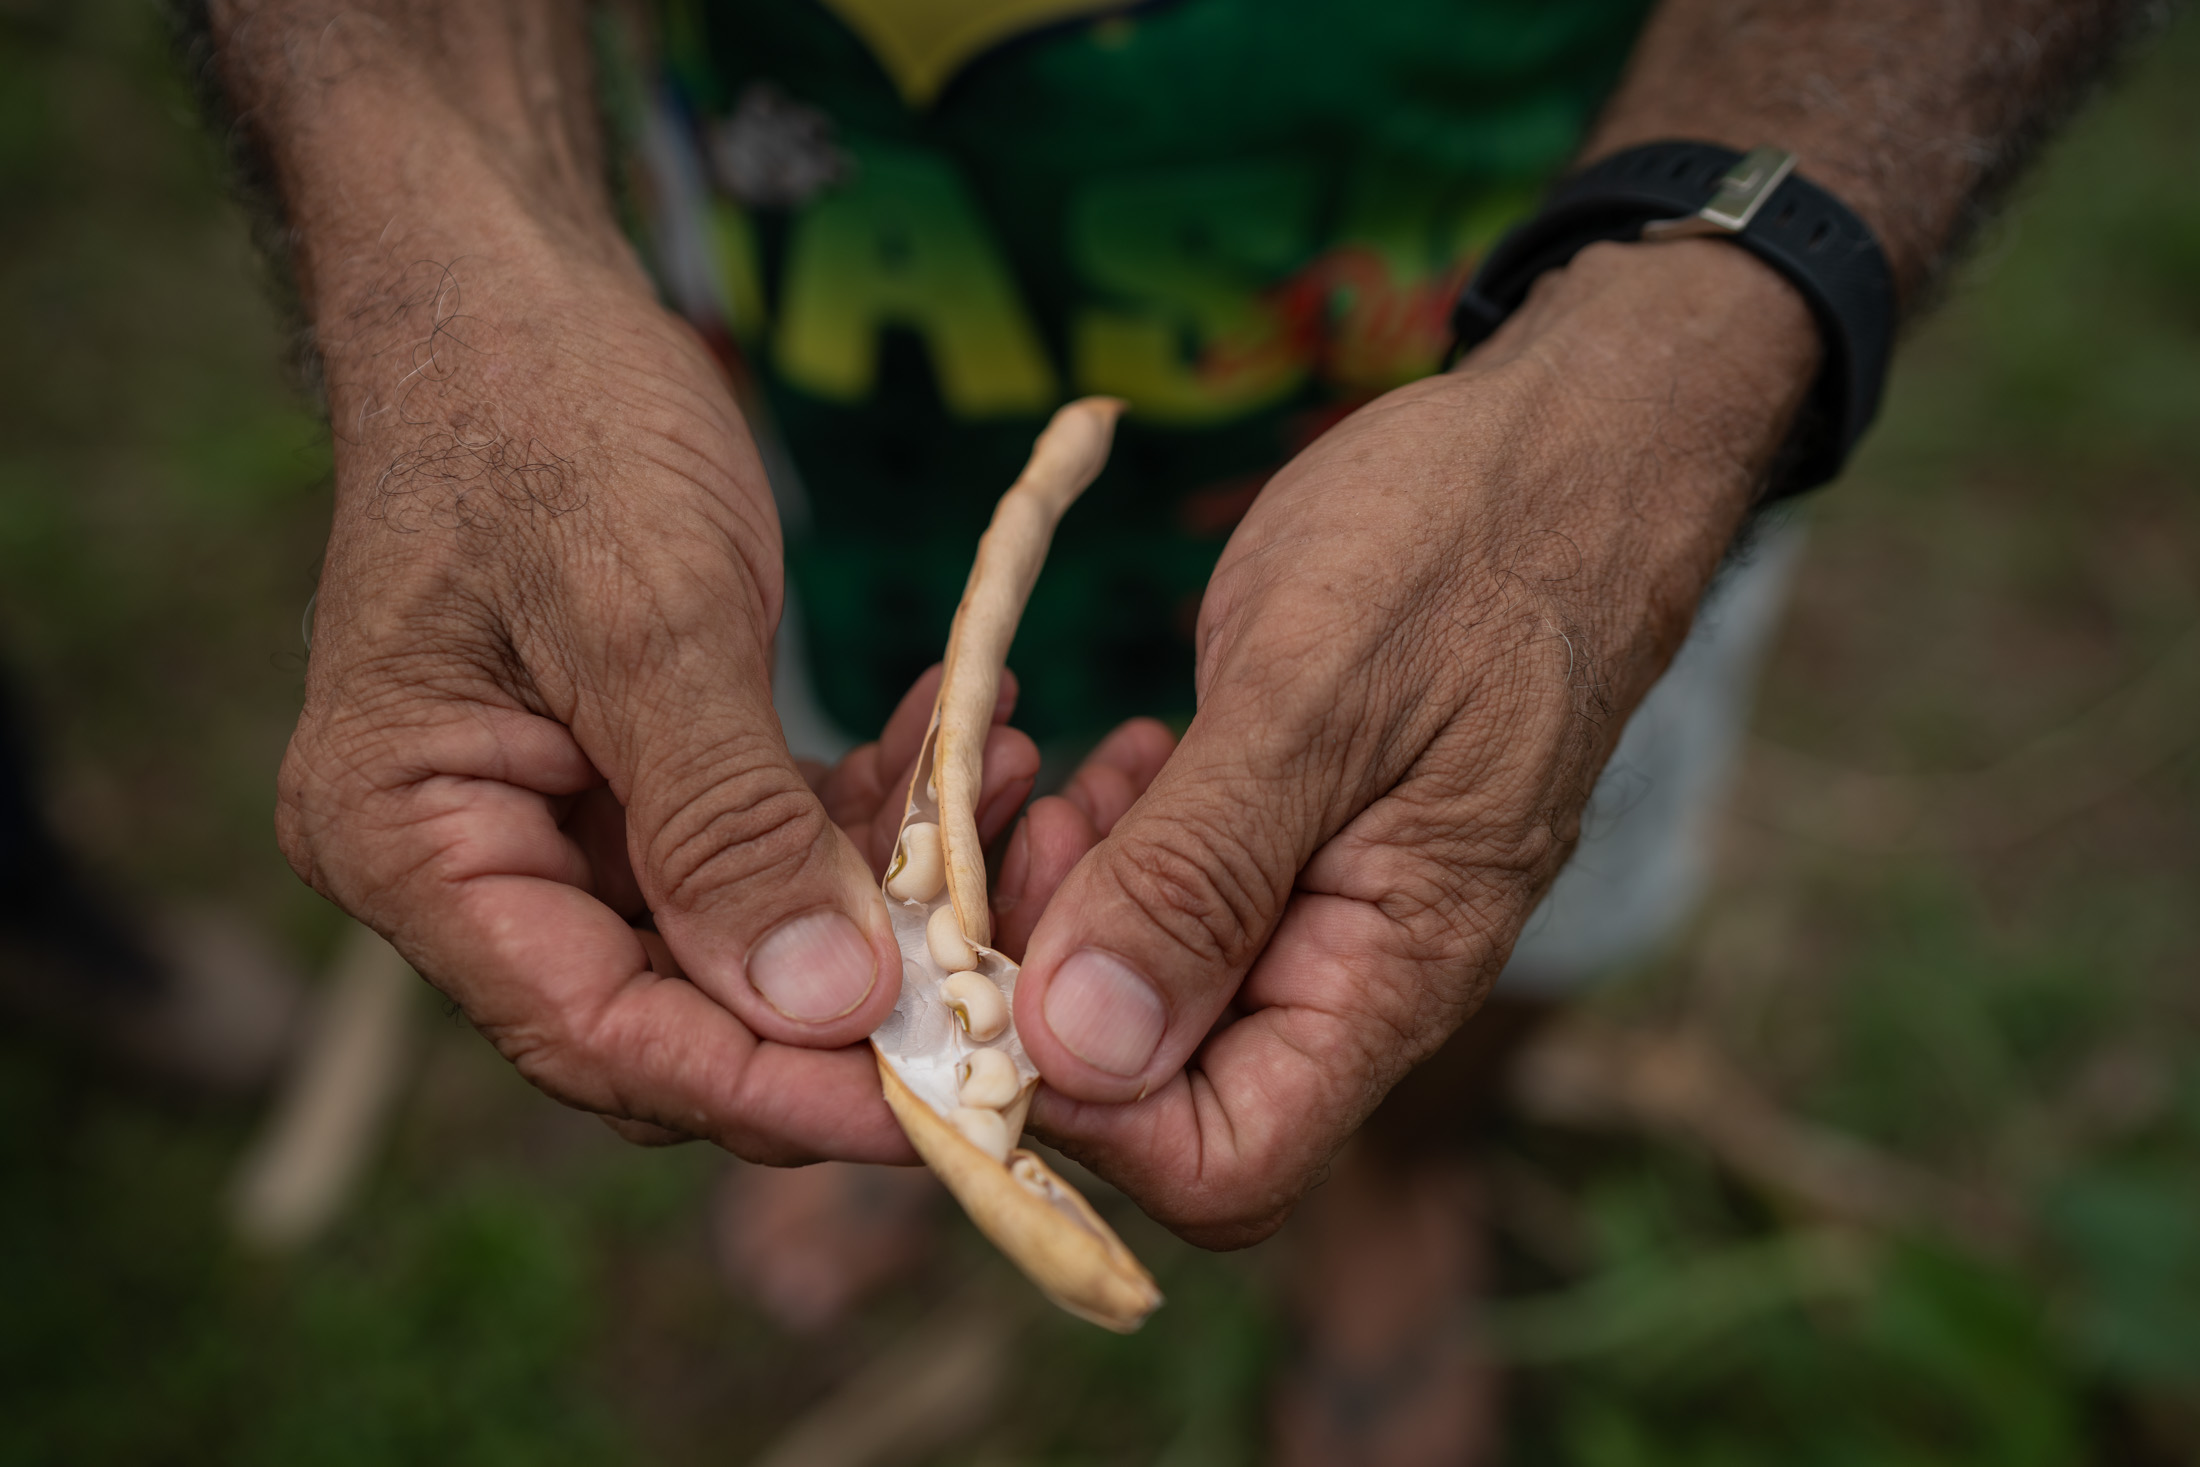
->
[1013, 697, 1346, 1102]
[587, 617, 901, 1050]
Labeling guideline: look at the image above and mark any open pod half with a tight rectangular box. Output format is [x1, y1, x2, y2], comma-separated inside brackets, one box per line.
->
[868, 397, 1162, 1333]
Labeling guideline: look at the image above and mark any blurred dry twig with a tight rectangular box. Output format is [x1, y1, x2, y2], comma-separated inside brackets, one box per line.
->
[1741, 625, 2200, 852]
[749, 1277, 1026, 1467]
[228, 924, 416, 1249]
[1512, 1019, 2028, 1255]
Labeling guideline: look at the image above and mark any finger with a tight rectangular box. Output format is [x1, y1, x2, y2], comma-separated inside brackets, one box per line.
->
[1012, 681, 1370, 1102]
[559, 784, 644, 920]
[991, 717, 1177, 960]
[876, 663, 1019, 776]
[840, 664, 1018, 819]
[1029, 876, 1488, 1246]
[1055, 717, 1176, 832]
[570, 600, 904, 1050]
[990, 797, 1093, 962]
[816, 667, 1031, 873]
[602, 1115, 694, 1146]
[282, 700, 915, 1163]
[1028, 896, 1408, 1247]
[876, 664, 949, 783]
[1024, 728, 1543, 1243]
[810, 667, 948, 834]
[850, 721, 1039, 878]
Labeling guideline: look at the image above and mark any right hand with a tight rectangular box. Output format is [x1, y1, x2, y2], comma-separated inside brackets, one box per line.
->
[278, 238, 1035, 1163]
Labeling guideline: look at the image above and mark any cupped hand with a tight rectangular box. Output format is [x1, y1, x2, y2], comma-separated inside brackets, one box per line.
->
[1008, 239, 1820, 1245]
[278, 242, 1037, 1164]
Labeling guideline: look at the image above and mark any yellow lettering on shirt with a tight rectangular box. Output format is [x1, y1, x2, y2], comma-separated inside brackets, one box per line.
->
[1068, 163, 1318, 421]
[706, 198, 769, 343]
[775, 144, 1058, 415]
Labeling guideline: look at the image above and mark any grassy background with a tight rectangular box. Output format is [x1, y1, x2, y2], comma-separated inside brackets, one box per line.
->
[1, 1, 2196, 1462]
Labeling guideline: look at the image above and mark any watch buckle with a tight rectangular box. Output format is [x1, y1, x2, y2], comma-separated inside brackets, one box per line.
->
[1642, 146, 1797, 241]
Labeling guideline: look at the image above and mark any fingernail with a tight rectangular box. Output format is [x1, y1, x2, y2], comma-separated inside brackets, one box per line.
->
[992, 819, 1031, 917]
[1043, 949, 1166, 1077]
[748, 910, 878, 1022]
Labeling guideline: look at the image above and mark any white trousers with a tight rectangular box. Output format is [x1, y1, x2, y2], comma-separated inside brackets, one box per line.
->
[1500, 523, 1802, 993]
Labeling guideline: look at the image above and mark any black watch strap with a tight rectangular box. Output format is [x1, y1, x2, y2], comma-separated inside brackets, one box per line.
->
[1451, 141, 1896, 498]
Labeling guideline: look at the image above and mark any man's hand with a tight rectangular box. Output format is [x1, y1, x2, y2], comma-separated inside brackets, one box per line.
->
[1012, 238, 1818, 1245]
[278, 238, 1042, 1157]
[212, 1, 1045, 1162]
[207, 0, 2142, 1211]
[1000, 0, 2149, 1252]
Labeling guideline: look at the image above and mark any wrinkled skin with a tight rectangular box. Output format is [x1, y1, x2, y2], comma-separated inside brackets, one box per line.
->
[274, 157, 1807, 1224]
[1005, 240, 1816, 1246]
[222, 0, 2111, 1263]
[276, 229, 1039, 1163]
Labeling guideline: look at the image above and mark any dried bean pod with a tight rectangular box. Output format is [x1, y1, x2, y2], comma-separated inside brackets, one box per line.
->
[867, 397, 1161, 1334]
[949, 1105, 1012, 1162]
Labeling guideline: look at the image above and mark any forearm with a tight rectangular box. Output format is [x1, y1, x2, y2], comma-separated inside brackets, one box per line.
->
[201, 0, 640, 324]
[1441, 235, 1815, 743]
[197, 0, 781, 701]
[1586, 0, 2155, 303]
[1455, 0, 2154, 686]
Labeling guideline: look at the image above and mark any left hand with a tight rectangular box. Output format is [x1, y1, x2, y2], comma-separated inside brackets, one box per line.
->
[604, 661, 1040, 1148]
[1008, 237, 1821, 1246]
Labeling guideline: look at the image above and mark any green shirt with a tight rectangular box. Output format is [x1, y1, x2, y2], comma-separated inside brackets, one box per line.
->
[610, 0, 1651, 740]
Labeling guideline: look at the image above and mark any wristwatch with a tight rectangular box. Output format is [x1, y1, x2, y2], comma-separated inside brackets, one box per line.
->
[1451, 141, 1897, 499]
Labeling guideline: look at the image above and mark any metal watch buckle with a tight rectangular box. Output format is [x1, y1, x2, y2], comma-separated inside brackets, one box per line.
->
[1641, 146, 1797, 241]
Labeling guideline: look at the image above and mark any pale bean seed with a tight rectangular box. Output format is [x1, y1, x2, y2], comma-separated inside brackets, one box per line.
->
[927, 904, 979, 972]
[886, 821, 945, 902]
[941, 970, 1008, 1041]
[958, 1046, 1021, 1109]
[950, 1105, 1011, 1162]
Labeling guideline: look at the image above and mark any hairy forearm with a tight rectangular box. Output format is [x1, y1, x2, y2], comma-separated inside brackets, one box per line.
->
[1587, 0, 2158, 303]
[1427, 0, 2161, 920]
[186, 0, 718, 546]
[188, 0, 778, 659]
[197, 0, 634, 316]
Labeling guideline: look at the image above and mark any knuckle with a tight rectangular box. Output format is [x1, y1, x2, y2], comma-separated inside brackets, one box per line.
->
[1165, 1189, 1299, 1251]
[1153, 1155, 1312, 1250]
[482, 1012, 587, 1103]
[1374, 846, 1506, 966]
[586, 542, 767, 689]
[600, 1115, 694, 1147]
[1109, 822, 1277, 970]
[273, 747, 320, 889]
[492, 1001, 633, 1121]
[272, 715, 435, 909]
[641, 744, 830, 912]
[272, 716, 397, 903]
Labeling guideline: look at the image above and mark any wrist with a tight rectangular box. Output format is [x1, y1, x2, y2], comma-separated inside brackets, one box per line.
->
[285, 106, 644, 331]
[1462, 235, 1819, 487]
[1424, 236, 1818, 711]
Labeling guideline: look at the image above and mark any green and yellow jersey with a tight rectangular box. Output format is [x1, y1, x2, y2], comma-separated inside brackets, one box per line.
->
[609, 0, 1652, 740]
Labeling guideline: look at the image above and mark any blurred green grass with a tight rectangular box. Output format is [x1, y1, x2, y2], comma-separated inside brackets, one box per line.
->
[1, 1, 2196, 1464]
